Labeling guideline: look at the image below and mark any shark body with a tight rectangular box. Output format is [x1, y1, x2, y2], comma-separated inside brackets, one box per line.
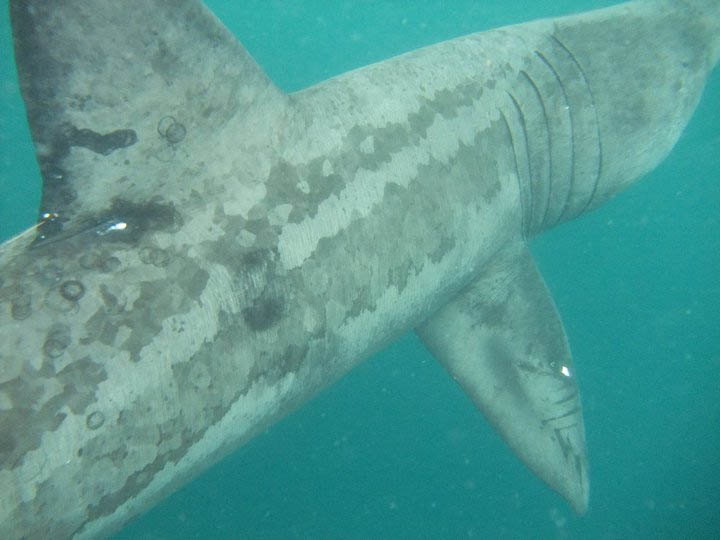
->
[1, 0, 718, 537]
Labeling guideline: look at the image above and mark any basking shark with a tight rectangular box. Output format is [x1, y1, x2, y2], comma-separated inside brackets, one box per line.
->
[1, 0, 718, 537]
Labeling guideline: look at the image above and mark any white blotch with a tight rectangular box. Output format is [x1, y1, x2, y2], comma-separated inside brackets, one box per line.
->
[238, 230, 256, 248]
[0, 391, 11, 410]
[321, 159, 333, 177]
[223, 183, 266, 218]
[297, 179, 310, 194]
[359, 135, 375, 154]
[268, 204, 293, 227]
[303, 306, 321, 334]
[97, 221, 127, 235]
[549, 506, 568, 529]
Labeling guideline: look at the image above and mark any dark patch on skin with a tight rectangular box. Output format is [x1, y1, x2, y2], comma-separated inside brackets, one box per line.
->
[139, 246, 171, 267]
[79, 251, 104, 270]
[430, 85, 477, 118]
[43, 324, 72, 359]
[32, 197, 181, 248]
[485, 336, 526, 398]
[61, 125, 138, 156]
[82, 284, 125, 347]
[84, 256, 207, 361]
[246, 343, 310, 391]
[202, 214, 254, 271]
[0, 430, 15, 466]
[99, 285, 123, 314]
[575, 454, 584, 480]
[242, 249, 269, 269]
[99, 256, 121, 273]
[429, 235, 456, 264]
[164, 122, 186, 145]
[278, 344, 308, 378]
[9, 3, 79, 226]
[86, 411, 105, 430]
[151, 39, 181, 83]
[88, 198, 182, 245]
[515, 361, 539, 374]
[243, 217, 278, 250]
[0, 355, 105, 470]
[44, 284, 80, 313]
[0, 407, 66, 470]
[405, 111, 431, 143]
[28, 125, 135, 232]
[404, 82, 479, 143]
[554, 428, 573, 459]
[60, 279, 85, 301]
[176, 265, 209, 299]
[263, 162, 302, 221]
[388, 258, 414, 296]
[40, 166, 75, 204]
[200, 216, 287, 342]
[84, 426, 196, 526]
[93, 442, 129, 467]
[483, 177, 503, 203]
[77, 251, 122, 274]
[68, 94, 91, 111]
[264, 158, 346, 225]
[117, 410, 130, 426]
[353, 123, 410, 167]
[27, 214, 62, 248]
[475, 292, 510, 327]
[344, 286, 376, 321]
[39, 263, 64, 285]
[10, 293, 32, 320]
[121, 279, 187, 362]
[56, 357, 108, 415]
[242, 295, 284, 331]
[84, 310, 119, 347]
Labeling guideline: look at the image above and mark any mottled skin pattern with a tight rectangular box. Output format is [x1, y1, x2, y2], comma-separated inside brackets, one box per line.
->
[1, 0, 718, 538]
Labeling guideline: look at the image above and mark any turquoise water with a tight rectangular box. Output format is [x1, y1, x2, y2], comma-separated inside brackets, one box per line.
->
[2, 1, 719, 538]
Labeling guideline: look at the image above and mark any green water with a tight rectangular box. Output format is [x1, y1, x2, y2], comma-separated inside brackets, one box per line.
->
[2, 1, 719, 538]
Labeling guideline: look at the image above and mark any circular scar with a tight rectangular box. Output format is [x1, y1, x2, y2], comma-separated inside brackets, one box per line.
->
[157, 116, 187, 145]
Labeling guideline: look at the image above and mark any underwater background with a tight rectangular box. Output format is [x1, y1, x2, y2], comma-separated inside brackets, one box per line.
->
[1, 1, 718, 538]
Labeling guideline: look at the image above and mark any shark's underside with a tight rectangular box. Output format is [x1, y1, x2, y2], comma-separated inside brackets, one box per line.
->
[0, 0, 718, 538]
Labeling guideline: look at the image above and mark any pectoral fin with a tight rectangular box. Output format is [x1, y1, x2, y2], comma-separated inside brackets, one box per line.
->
[417, 243, 589, 513]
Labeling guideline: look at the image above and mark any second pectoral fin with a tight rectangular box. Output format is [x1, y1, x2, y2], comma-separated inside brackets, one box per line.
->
[416, 242, 589, 513]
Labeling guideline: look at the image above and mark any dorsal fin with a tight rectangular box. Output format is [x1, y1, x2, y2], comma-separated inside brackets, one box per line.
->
[10, 0, 287, 243]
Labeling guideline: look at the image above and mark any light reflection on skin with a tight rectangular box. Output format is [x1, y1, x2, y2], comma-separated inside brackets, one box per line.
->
[97, 221, 128, 235]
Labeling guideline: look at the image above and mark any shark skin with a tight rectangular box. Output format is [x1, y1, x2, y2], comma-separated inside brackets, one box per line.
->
[0, 0, 718, 538]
